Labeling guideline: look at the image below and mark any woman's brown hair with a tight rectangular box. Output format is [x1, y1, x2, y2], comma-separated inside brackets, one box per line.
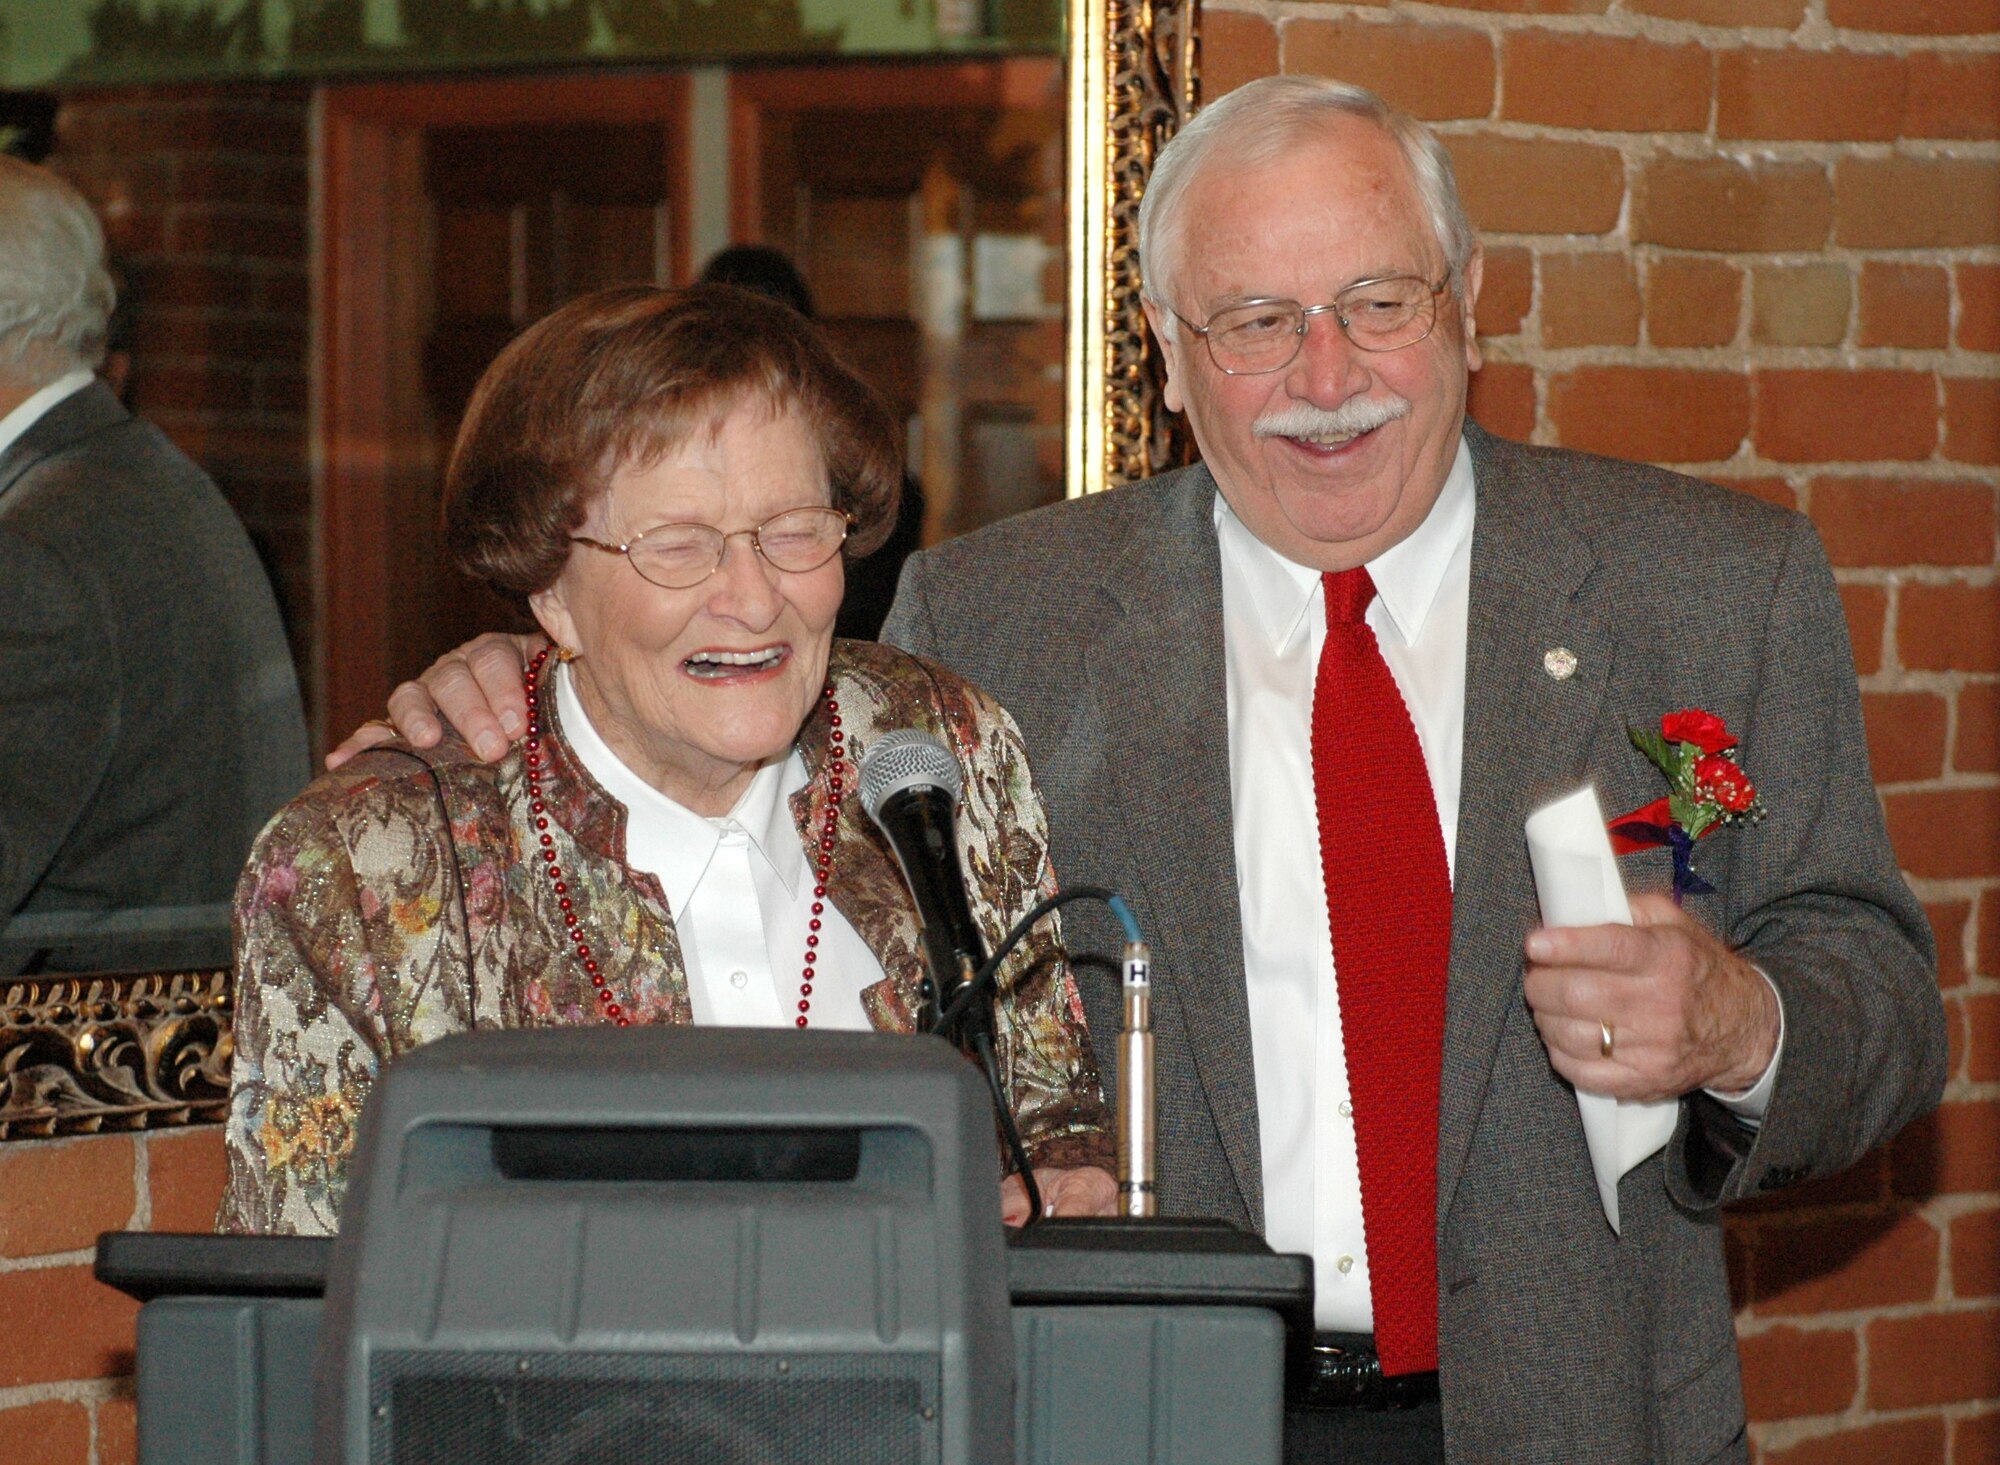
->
[444, 283, 902, 600]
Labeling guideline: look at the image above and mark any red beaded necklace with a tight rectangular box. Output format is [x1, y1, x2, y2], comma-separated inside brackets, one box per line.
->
[522, 644, 846, 1029]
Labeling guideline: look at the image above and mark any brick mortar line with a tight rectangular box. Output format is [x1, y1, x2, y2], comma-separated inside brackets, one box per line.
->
[1905, 872, 2000, 896]
[0, 1378, 127, 1414]
[0, 1247, 97, 1274]
[1480, 237, 2000, 269]
[1428, 119, 2000, 161]
[1861, 669, 2000, 687]
[1731, 1193, 1994, 1234]
[1737, 1294, 2000, 1337]
[1481, 343, 2000, 369]
[130, 1132, 151, 1233]
[1225, 0, 2000, 56]
[1488, 242, 2000, 267]
[117, 254, 308, 273]
[1754, 1401, 1999, 1455]
[73, 145, 310, 172]
[1785, 470, 2000, 486]
[1835, 565, 1999, 583]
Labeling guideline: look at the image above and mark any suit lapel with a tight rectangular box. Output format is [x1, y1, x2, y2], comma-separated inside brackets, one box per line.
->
[1087, 467, 1265, 1226]
[1437, 424, 1614, 1223]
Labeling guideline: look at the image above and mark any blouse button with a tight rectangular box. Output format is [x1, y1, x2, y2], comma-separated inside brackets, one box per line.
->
[730, 970, 749, 989]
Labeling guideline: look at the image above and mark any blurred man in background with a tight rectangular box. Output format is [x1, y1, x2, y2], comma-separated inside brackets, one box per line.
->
[0, 155, 306, 973]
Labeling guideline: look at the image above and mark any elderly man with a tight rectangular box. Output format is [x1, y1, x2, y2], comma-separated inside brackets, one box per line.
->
[346, 78, 1944, 1463]
[0, 156, 307, 973]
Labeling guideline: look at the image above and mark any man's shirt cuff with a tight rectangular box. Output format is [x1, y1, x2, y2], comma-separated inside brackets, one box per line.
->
[1702, 969, 1784, 1127]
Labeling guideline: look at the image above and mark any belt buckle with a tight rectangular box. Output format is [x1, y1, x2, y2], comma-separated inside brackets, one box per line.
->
[1292, 1336, 1382, 1411]
[1290, 1335, 1436, 1413]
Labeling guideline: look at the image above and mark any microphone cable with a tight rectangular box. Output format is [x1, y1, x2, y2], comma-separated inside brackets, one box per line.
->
[936, 885, 1144, 1230]
[935, 885, 1142, 1035]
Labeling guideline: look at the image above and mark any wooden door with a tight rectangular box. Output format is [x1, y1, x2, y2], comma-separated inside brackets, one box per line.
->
[320, 76, 688, 747]
[731, 59, 1065, 545]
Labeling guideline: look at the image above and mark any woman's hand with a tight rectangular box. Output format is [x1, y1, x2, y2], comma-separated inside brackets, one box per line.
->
[1000, 1165, 1119, 1226]
[325, 631, 546, 770]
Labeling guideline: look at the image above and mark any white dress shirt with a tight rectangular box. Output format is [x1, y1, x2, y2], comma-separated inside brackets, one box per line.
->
[1220, 436, 1779, 1333]
[0, 369, 94, 468]
[1221, 438, 1475, 1333]
[557, 662, 882, 1029]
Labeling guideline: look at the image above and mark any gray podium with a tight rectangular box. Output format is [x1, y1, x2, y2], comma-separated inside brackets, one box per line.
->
[100, 1029, 1308, 1465]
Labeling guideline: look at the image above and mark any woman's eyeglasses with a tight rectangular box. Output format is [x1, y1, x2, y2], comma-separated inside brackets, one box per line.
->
[572, 506, 852, 590]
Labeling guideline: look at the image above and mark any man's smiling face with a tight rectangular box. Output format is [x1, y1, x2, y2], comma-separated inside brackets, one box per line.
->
[1146, 113, 1483, 572]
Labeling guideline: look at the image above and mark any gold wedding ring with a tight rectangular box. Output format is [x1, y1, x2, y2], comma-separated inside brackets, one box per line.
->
[1599, 1020, 1616, 1060]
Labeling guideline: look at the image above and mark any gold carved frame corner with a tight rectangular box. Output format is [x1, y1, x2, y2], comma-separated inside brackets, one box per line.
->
[1, 970, 233, 1141]
[1066, 0, 1200, 496]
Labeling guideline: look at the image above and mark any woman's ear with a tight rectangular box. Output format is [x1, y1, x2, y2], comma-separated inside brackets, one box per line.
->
[529, 578, 581, 657]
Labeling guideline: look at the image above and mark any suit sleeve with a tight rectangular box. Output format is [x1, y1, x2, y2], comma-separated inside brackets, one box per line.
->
[880, 549, 942, 661]
[1666, 515, 1946, 1211]
[0, 527, 117, 918]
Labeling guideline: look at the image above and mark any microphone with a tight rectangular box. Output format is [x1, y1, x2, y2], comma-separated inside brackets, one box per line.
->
[1117, 940, 1156, 1217]
[858, 731, 990, 1037]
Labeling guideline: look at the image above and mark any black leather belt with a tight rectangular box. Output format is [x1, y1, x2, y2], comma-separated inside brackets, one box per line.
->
[1287, 1332, 1442, 1412]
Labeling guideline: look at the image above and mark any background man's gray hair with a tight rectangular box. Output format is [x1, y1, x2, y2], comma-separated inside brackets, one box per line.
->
[0, 155, 116, 384]
[1138, 76, 1478, 334]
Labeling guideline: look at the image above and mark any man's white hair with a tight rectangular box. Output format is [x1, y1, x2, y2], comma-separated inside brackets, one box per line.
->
[1138, 76, 1478, 334]
[0, 155, 115, 384]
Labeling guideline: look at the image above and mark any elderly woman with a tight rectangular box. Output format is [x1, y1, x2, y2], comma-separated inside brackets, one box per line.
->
[221, 284, 1112, 1235]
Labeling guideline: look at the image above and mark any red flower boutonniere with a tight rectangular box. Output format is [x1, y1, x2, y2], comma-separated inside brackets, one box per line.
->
[1609, 708, 1765, 900]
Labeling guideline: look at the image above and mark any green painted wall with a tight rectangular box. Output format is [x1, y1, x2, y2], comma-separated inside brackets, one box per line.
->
[0, 0, 1058, 89]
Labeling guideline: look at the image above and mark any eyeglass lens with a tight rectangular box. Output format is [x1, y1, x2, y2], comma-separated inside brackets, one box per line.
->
[626, 506, 848, 589]
[1205, 277, 1440, 373]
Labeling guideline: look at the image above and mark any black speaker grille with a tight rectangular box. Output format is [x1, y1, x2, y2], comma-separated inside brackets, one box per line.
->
[369, 1350, 939, 1465]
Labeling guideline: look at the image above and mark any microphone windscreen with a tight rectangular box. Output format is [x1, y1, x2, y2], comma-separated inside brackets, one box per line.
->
[858, 730, 963, 820]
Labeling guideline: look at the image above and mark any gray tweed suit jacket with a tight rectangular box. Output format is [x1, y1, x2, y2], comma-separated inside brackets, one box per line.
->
[883, 421, 1945, 1463]
[0, 381, 308, 974]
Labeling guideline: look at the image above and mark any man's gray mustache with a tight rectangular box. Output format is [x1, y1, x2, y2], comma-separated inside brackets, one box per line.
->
[1252, 398, 1412, 439]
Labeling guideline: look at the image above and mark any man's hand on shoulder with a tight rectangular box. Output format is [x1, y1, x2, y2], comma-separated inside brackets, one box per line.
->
[1522, 893, 1781, 1105]
[325, 631, 544, 770]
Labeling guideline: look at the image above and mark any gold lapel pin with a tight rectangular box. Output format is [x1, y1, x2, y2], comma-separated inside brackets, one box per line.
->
[1543, 647, 1579, 681]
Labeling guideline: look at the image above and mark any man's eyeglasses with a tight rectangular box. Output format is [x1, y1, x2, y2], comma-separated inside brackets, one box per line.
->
[1170, 274, 1451, 376]
[571, 506, 851, 590]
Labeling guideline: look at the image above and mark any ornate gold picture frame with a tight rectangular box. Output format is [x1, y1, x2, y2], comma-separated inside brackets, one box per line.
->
[1, 970, 233, 1140]
[1066, 0, 1200, 495]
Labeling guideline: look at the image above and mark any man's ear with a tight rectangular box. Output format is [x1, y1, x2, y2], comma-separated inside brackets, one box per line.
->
[1141, 298, 1188, 415]
[1458, 244, 1484, 374]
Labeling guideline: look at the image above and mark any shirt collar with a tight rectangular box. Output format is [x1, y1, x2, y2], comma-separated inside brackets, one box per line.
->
[1213, 433, 1476, 651]
[555, 661, 807, 914]
[0, 370, 95, 465]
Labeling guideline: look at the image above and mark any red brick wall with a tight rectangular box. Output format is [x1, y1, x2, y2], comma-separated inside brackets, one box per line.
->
[1204, 0, 1999, 1458]
[0, 1130, 226, 1465]
[47, 84, 316, 728]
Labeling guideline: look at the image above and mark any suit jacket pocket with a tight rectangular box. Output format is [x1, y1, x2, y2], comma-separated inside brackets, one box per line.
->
[1653, 1336, 1747, 1464]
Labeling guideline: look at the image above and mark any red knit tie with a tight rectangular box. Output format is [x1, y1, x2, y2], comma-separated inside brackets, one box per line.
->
[1311, 566, 1450, 1376]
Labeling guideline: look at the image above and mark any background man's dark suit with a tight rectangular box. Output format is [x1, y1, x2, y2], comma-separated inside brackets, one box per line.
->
[0, 380, 308, 973]
[883, 421, 1945, 1461]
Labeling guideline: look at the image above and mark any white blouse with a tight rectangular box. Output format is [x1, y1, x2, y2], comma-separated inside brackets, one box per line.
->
[556, 662, 882, 1030]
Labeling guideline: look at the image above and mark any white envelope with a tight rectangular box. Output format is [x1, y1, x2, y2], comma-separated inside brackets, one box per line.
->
[1524, 786, 1678, 1234]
